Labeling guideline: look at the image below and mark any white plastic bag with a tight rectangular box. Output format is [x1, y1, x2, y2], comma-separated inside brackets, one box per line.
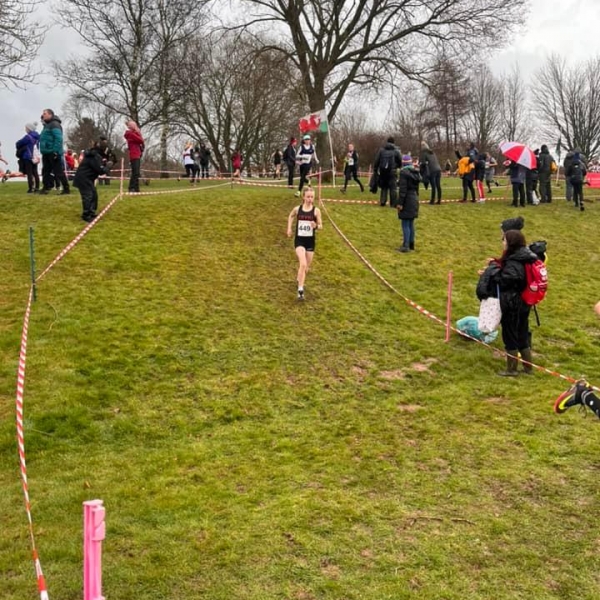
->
[478, 297, 502, 333]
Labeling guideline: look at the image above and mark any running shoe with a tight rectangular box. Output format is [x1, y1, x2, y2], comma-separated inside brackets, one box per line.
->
[294, 191, 301, 197]
[297, 290, 305, 300]
[554, 379, 589, 414]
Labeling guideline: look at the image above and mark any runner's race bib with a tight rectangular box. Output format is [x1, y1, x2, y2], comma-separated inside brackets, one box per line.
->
[300, 153, 312, 164]
[297, 221, 314, 237]
[347, 157, 354, 166]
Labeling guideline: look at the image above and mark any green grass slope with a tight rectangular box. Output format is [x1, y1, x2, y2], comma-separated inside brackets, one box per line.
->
[1, 178, 599, 599]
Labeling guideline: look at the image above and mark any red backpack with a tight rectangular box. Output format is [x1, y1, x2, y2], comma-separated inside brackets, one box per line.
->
[522, 260, 548, 305]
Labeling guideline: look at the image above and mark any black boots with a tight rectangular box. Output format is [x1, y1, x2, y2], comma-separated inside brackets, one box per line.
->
[498, 353, 519, 377]
[520, 348, 533, 374]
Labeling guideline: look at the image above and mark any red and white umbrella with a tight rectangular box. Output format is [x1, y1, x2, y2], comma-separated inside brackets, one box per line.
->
[499, 141, 537, 169]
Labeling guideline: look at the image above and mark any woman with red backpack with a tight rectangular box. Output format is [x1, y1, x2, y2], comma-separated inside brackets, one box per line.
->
[484, 229, 539, 376]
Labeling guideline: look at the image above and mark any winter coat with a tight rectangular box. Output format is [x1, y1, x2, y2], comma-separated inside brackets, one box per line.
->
[283, 143, 296, 165]
[124, 128, 145, 160]
[419, 148, 441, 173]
[567, 158, 587, 183]
[537, 149, 554, 175]
[508, 162, 526, 184]
[456, 154, 475, 180]
[474, 155, 487, 181]
[39, 116, 64, 155]
[15, 131, 39, 161]
[492, 246, 538, 314]
[397, 166, 421, 219]
[232, 152, 242, 169]
[73, 147, 106, 187]
[373, 142, 401, 179]
[476, 263, 500, 300]
[563, 150, 575, 173]
[198, 146, 211, 165]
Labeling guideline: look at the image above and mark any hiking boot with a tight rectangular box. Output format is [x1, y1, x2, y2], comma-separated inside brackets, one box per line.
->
[554, 380, 590, 414]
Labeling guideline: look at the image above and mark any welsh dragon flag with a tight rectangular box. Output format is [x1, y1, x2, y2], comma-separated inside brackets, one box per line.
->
[299, 109, 328, 134]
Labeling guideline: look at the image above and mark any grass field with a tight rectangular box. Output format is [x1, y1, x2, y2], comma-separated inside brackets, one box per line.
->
[1, 175, 599, 599]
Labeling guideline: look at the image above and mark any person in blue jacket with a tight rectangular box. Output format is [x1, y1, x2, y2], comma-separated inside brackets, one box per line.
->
[39, 108, 70, 195]
[15, 123, 40, 193]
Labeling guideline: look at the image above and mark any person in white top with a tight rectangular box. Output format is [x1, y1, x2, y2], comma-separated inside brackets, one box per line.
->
[183, 142, 197, 183]
[295, 134, 318, 197]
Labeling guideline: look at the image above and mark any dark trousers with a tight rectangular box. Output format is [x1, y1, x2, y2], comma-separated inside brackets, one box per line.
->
[538, 174, 552, 203]
[129, 158, 141, 192]
[343, 166, 363, 191]
[525, 179, 534, 204]
[200, 163, 209, 178]
[380, 174, 397, 206]
[286, 161, 295, 186]
[565, 178, 573, 201]
[20, 159, 40, 191]
[185, 164, 195, 180]
[429, 170, 442, 203]
[298, 164, 311, 191]
[42, 154, 69, 191]
[462, 177, 475, 201]
[573, 181, 584, 207]
[501, 305, 531, 352]
[76, 180, 98, 221]
[512, 182, 525, 206]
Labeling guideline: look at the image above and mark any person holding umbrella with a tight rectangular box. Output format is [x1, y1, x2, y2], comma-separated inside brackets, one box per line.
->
[499, 142, 537, 208]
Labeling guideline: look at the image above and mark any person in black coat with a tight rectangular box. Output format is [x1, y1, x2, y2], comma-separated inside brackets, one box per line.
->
[396, 155, 421, 252]
[283, 137, 297, 188]
[566, 152, 587, 211]
[372, 136, 402, 207]
[74, 139, 108, 222]
[487, 229, 538, 376]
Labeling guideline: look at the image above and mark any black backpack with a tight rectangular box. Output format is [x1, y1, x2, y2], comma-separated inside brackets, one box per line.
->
[379, 148, 395, 177]
[570, 161, 584, 183]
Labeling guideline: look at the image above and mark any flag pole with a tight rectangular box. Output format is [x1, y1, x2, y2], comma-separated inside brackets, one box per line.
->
[326, 115, 335, 187]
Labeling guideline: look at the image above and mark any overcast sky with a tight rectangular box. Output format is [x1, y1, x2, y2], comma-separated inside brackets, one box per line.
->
[1, 0, 599, 170]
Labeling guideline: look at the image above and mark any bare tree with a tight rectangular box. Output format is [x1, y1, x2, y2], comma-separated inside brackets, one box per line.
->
[535, 55, 600, 157]
[63, 94, 122, 149]
[426, 56, 470, 153]
[170, 33, 302, 173]
[224, 0, 527, 125]
[498, 65, 532, 144]
[463, 66, 502, 151]
[0, 0, 45, 86]
[55, 0, 207, 173]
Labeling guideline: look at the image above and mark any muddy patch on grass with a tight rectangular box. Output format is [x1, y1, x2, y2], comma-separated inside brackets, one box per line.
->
[397, 404, 424, 413]
[380, 369, 406, 380]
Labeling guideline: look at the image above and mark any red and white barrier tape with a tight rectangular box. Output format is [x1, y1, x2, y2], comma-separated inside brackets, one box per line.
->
[319, 198, 599, 392]
[36, 192, 122, 282]
[16, 285, 50, 600]
[123, 181, 231, 197]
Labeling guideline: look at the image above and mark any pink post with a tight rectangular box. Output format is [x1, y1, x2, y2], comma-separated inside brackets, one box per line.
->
[445, 270, 453, 342]
[84, 500, 105, 600]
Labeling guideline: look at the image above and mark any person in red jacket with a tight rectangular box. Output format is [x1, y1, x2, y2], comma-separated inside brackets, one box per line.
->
[124, 120, 144, 192]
